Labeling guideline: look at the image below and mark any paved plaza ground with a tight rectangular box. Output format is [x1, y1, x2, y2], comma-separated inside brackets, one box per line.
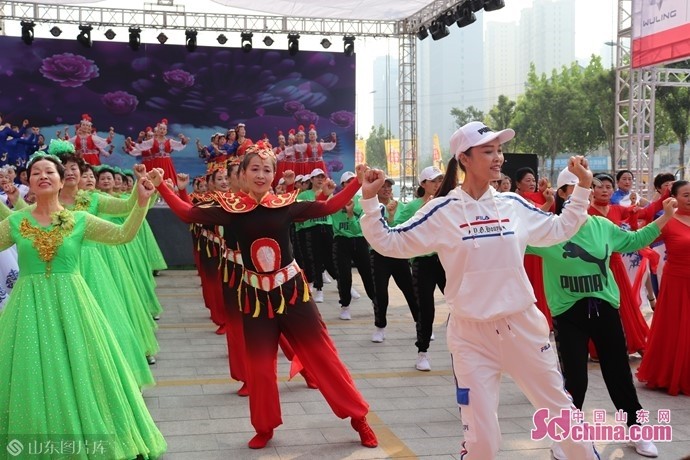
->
[147, 270, 690, 459]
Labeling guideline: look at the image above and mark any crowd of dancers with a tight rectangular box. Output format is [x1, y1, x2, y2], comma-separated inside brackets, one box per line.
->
[0, 114, 688, 459]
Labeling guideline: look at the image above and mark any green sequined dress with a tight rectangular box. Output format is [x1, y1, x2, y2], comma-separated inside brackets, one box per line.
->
[0, 206, 166, 459]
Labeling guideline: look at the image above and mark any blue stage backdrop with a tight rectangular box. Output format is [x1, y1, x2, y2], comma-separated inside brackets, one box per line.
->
[0, 36, 356, 180]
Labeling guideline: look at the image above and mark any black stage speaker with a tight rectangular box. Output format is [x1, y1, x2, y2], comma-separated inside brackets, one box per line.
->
[502, 153, 539, 191]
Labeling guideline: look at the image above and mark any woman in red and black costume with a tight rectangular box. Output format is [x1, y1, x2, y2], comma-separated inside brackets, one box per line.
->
[149, 142, 377, 451]
[234, 123, 253, 157]
[66, 114, 114, 165]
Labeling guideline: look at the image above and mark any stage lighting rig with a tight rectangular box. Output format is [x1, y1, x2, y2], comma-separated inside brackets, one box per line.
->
[287, 34, 300, 56]
[241, 32, 253, 52]
[217, 34, 228, 45]
[104, 29, 116, 40]
[343, 36, 355, 57]
[157, 33, 168, 44]
[129, 28, 141, 50]
[77, 25, 93, 48]
[429, 20, 449, 41]
[185, 29, 198, 52]
[320, 38, 332, 49]
[50, 26, 62, 37]
[417, 26, 429, 41]
[484, 0, 505, 11]
[20, 21, 34, 45]
[457, 5, 477, 28]
[263, 36, 274, 46]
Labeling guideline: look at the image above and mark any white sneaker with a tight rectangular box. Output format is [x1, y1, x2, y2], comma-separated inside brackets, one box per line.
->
[415, 352, 431, 371]
[633, 439, 658, 457]
[313, 289, 324, 303]
[339, 306, 351, 320]
[430, 332, 435, 341]
[371, 327, 385, 343]
[551, 441, 566, 460]
[322, 271, 334, 284]
[350, 287, 361, 299]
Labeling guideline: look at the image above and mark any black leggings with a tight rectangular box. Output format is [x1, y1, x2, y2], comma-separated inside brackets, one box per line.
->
[412, 254, 446, 352]
[333, 236, 376, 307]
[370, 250, 418, 329]
[553, 298, 643, 427]
[297, 225, 337, 290]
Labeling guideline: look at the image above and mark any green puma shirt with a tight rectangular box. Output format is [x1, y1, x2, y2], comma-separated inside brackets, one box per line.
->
[526, 216, 661, 317]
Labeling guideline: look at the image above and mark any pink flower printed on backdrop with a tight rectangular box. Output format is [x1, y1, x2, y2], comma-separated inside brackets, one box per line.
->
[163, 69, 195, 89]
[293, 109, 319, 126]
[283, 100, 305, 113]
[101, 91, 139, 115]
[329, 110, 354, 129]
[39, 53, 99, 88]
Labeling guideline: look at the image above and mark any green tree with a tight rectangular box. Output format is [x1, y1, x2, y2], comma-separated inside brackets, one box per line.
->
[581, 56, 616, 168]
[512, 62, 606, 179]
[450, 105, 485, 128]
[487, 95, 516, 151]
[655, 60, 690, 177]
[364, 124, 390, 172]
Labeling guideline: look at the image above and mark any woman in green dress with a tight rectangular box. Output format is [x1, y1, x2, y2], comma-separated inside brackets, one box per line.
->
[0, 153, 166, 459]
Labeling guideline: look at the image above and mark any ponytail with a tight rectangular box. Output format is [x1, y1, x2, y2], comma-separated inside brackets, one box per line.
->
[437, 157, 460, 198]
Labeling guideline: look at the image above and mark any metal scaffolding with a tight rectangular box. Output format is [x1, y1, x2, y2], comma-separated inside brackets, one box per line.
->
[614, 0, 690, 193]
[398, 31, 418, 199]
[0, 1, 400, 37]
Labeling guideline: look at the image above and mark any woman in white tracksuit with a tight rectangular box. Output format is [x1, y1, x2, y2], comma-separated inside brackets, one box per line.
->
[360, 121, 599, 460]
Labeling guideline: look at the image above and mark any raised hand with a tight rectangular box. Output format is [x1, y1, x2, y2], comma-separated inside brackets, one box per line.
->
[2, 183, 19, 204]
[323, 179, 336, 196]
[137, 177, 156, 206]
[146, 168, 164, 187]
[662, 197, 677, 217]
[133, 164, 147, 179]
[362, 169, 385, 199]
[355, 163, 368, 184]
[538, 177, 549, 193]
[567, 155, 592, 188]
[176, 173, 190, 190]
[163, 178, 175, 191]
[543, 187, 555, 204]
[282, 170, 296, 185]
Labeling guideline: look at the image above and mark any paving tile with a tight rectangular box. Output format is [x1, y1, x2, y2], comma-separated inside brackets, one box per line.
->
[148, 270, 690, 459]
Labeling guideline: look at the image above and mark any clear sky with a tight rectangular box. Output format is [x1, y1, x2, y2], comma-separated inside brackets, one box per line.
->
[6, 0, 617, 135]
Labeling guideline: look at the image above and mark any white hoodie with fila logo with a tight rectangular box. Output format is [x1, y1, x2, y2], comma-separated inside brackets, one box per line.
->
[360, 185, 591, 322]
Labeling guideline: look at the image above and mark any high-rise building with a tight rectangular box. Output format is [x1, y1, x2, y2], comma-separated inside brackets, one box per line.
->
[372, 55, 400, 138]
[485, 0, 576, 113]
[416, 15, 485, 166]
[485, 22, 520, 107]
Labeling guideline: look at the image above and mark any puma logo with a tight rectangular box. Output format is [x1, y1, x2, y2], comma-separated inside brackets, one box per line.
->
[562, 242, 609, 284]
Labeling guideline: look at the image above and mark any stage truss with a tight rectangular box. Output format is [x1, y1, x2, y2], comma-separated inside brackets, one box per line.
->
[614, 0, 690, 193]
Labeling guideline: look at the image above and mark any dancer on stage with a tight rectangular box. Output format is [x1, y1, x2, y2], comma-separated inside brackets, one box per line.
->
[360, 121, 598, 459]
[66, 114, 114, 165]
[0, 152, 166, 458]
[130, 119, 188, 181]
[149, 142, 377, 450]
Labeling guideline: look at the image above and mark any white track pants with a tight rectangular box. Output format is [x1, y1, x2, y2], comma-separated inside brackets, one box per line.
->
[448, 305, 598, 460]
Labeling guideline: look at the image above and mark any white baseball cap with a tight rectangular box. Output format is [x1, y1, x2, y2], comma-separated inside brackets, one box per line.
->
[419, 166, 443, 183]
[556, 167, 579, 189]
[340, 171, 356, 185]
[294, 174, 304, 182]
[310, 168, 326, 178]
[278, 178, 286, 185]
[384, 177, 395, 185]
[449, 121, 515, 159]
